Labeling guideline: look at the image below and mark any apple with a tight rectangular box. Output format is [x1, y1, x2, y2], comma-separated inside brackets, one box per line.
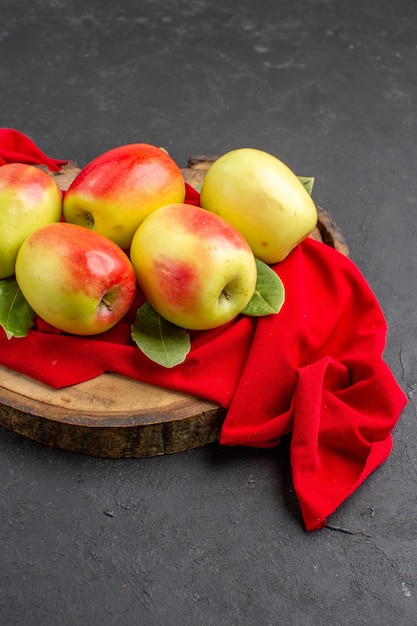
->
[63, 143, 186, 250]
[15, 222, 136, 335]
[200, 148, 318, 264]
[0, 163, 62, 279]
[129, 203, 257, 330]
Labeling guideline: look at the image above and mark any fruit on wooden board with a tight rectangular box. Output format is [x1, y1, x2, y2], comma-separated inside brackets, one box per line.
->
[130, 203, 257, 330]
[15, 222, 136, 335]
[63, 143, 186, 250]
[200, 148, 318, 263]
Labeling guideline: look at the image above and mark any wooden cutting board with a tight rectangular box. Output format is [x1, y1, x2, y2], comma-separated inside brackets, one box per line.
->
[0, 158, 348, 458]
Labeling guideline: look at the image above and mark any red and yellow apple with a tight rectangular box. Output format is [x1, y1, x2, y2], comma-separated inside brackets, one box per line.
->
[0, 163, 62, 279]
[200, 148, 318, 264]
[130, 203, 257, 330]
[15, 222, 136, 335]
[63, 143, 186, 250]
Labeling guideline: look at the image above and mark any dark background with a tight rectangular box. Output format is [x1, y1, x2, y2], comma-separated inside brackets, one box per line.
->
[1, 1, 416, 624]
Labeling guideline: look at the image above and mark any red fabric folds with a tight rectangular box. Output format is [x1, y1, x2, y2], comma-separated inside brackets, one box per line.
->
[0, 130, 407, 530]
[0, 128, 68, 171]
[220, 241, 407, 529]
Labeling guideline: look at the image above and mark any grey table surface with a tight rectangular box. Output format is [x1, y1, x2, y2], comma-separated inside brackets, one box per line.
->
[1, 1, 416, 624]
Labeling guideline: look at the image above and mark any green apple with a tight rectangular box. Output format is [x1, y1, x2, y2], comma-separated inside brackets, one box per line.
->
[63, 143, 186, 250]
[130, 203, 257, 330]
[200, 148, 318, 263]
[15, 222, 136, 335]
[0, 163, 62, 279]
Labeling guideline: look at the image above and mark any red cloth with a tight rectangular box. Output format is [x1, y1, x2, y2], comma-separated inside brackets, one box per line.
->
[220, 240, 407, 530]
[0, 131, 407, 531]
[0, 128, 68, 171]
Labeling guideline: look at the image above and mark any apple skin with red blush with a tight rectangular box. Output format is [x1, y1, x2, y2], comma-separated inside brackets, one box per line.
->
[129, 203, 258, 330]
[15, 222, 137, 335]
[63, 143, 186, 250]
[0, 163, 62, 279]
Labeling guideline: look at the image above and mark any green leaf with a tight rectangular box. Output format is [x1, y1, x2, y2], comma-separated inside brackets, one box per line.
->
[0, 277, 35, 339]
[241, 258, 285, 317]
[131, 301, 191, 368]
[298, 176, 315, 196]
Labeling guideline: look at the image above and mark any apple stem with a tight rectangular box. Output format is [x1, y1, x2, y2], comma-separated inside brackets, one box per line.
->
[102, 297, 113, 311]
[223, 290, 232, 300]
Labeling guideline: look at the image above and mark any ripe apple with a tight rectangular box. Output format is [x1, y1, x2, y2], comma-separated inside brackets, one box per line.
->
[15, 222, 136, 335]
[63, 143, 186, 250]
[0, 163, 62, 279]
[200, 148, 318, 264]
[130, 203, 257, 330]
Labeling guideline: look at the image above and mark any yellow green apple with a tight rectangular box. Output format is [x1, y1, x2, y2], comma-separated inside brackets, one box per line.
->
[130, 203, 257, 330]
[0, 163, 62, 279]
[63, 143, 186, 250]
[200, 148, 318, 264]
[15, 222, 136, 335]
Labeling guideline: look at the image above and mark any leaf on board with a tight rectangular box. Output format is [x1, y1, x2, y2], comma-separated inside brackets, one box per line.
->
[241, 258, 285, 317]
[131, 301, 191, 368]
[298, 176, 315, 196]
[0, 277, 35, 339]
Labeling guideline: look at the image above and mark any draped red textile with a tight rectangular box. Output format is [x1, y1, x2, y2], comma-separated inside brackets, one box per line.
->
[0, 128, 68, 171]
[0, 129, 407, 530]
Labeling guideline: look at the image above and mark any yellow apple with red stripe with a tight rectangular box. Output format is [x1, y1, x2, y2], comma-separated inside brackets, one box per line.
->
[63, 143, 186, 250]
[15, 222, 136, 335]
[0, 163, 62, 279]
[200, 148, 318, 263]
[130, 203, 257, 330]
